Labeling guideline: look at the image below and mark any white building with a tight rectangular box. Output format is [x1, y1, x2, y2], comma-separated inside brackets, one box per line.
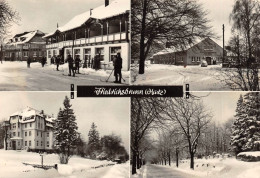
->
[5, 107, 56, 152]
[44, 0, 130, 71]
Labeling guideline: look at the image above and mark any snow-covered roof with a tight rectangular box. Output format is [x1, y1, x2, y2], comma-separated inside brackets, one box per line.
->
[6, 30, 45, 45]
[153, 48, 176, 57]
[10, 107, 43, 123]
[10, 137, 23, 140]
[45, 116, 55, 123]
[44, 0, 130, 38]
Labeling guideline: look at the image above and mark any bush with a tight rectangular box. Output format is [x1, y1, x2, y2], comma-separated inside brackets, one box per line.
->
[237, 152, 260, 162]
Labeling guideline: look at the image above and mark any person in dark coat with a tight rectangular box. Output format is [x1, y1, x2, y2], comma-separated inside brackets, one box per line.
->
[75, 55, 81, 74]
[41, 56, 46, 67]
[56, 55, 61, 71]
[94, 55, 98, 71]
[51, 55, 55, 64]
[67, 55, 75, 77]
[27, 57, 31, 68]
[113, 52, 122, 83]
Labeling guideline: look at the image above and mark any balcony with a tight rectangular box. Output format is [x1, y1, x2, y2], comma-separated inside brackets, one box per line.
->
[46, 32, 129, 49]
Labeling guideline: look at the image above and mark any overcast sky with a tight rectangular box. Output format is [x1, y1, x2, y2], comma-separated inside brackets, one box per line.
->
[198, 0, 234, 46]
[8, 0, 106, 36]
[195, 92, 245, 124]
[0, 92, 130, 153]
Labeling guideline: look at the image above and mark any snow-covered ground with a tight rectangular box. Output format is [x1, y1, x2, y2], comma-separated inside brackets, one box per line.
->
[0, 61, 130, 90]
[0, 149, 129, 178]
[131, 64, 232, 91]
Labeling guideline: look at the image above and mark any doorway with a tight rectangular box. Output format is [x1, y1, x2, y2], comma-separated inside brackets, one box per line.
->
[12, 141, 16, 150]
[206, 57, 212, 65]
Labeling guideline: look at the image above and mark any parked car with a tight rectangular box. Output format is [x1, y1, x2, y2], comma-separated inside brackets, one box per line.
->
[201, 60, 208, 67]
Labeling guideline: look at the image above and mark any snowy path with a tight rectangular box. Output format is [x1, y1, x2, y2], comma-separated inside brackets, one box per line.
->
[0, 62, 130, 91]
[132, 64, 231, 91]
[140, 164, 200, 178]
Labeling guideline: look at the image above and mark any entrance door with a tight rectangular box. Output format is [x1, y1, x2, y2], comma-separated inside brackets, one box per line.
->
[206, 57, 212, 65]
[12, 141, 16, 150]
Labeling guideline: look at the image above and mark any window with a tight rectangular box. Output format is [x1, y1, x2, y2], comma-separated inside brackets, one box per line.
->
[33, 51, 37, 57]
[192, 57, 195, 62]
[41, 132, 42, 137]
[29, 131, 31, 136]
[48, 50, 51, 58]
[53, 50, 57, 56]
[30, 123, 32, 127]
[25, 132, 27, 137]
[47, 132, 49, 137]
[18, 132, 20, 137]
[37, 131, 39, 136]
[13, 132, 16, 137]
[37, 141, 39, 146]
[18, 141, 20, 146]
[23, 51, 28, 57]
[38, 123, 40, 128]
[25, 123, 27, 128]
[66, 49, 72, 58]
[47, 141, 49, 147]
[41, 141, 43, 147]
[74, 49, 80, 59]
[84, 48, 91, 63]
[25, 141, 27, 146]
[110, 47, 121, 62]
[12, 123, 16, 129]
[39, 51, 42, 57]
[95, 48, 104, 61]
[197, 57, 200, 62]
[29, 141, 31, 146]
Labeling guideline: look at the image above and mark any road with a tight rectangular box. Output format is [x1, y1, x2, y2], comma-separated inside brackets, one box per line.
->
[0, 62, 130, 91]
[139, 164, 201, 178]
[132, 64, 232, 91]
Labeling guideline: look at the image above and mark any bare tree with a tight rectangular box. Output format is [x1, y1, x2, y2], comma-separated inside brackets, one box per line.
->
[132, 0, 214, 74]
[164, 98, 212, 169]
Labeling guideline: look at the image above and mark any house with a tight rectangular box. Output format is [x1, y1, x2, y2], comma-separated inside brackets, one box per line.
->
[5, 107, 56, 152]
[152, 38, 223, 66]
[3, 30, 46, 62]
[43, 0, 130, 71]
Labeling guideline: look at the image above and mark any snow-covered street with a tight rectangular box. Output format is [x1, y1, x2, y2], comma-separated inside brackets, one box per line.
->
[131, 64, 232, 91]
[132, 157, 260, 178]
[0, 62, 130, 91]
[0, 149, 129, 178]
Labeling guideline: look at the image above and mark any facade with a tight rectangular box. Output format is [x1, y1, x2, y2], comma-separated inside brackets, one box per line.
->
[3, 30, 46, 62]
[5, 107, 55, 152]
[152, 38, 223, 66]
[44, 0, 130, 71]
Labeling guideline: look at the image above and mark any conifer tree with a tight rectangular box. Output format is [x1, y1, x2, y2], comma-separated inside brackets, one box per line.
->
[54, 96, 79, 164]
[87, 122, 100, 158]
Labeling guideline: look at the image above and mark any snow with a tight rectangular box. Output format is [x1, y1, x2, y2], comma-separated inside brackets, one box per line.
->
[238, 151, 260, 157]
[44, 0, 130, 37]
[0, 149, 123, 178]
[6, 31, 42, 45]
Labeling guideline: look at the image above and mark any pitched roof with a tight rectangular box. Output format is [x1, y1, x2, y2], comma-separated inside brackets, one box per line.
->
[6, 30, 45, 45]
[44, 0, 130, 38]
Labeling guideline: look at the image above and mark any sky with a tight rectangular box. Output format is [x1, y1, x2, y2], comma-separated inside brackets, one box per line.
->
[8, 0, 106, 36]
[195, 92, 244, 124]
[198, 0, 235, 46]
[0, 92, 130, 153]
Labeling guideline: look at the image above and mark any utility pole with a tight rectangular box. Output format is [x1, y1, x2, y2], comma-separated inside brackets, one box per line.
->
[222, 24, 225, 64]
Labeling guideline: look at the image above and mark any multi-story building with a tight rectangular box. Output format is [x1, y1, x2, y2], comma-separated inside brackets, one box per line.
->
[3, 30, 46, 62]
[152, 38, 223, 66]
[44, 0, 130, 70]
[5, 107, 55, 152]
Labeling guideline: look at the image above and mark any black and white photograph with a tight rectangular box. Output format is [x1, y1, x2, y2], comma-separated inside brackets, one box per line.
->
[0, 0, 130, 91]
[0, 92, 130, 178]
[131, 0, 260, 91]
[131, 94, 260, 178]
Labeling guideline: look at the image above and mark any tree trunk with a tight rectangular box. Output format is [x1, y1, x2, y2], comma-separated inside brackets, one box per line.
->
[132, 151, 137, 174]
[176, 148, 179, 167]
[137, 152, 140, 169]
[168, 152, 171, 166]
[139, 0, 147, 74]
[190, 152, 194, 169]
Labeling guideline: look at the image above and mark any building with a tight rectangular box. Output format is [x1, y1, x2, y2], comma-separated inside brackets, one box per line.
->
[5, 107, 56, 152]
[3, 30, 46, 62]
[152, 38, 223, 66]
[44, 0, 130, 71]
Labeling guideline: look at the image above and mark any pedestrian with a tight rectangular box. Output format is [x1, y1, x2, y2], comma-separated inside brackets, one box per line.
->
[67, 54, 75, 77]
[75, 55, 81, 74]
[113, 52, 122, 83]
[51, 55, 55, 64]
[41, 56, 46, 67]
[56, 55, 61, 71]
[27, 57, 31, 68]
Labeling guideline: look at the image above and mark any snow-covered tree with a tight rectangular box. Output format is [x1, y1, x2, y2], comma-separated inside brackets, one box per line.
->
[87, 122, 100, 158]
[54, 96, 79, 164]
[231, 93, 260, 155]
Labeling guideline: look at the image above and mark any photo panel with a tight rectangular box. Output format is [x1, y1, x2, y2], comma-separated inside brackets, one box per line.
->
[0, 92, 130, 178]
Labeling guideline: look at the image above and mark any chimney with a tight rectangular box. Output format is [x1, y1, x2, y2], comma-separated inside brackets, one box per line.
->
[105, 0, 109, 7]
[90, 8, 93, 16]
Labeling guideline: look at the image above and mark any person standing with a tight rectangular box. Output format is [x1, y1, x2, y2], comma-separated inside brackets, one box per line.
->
[27, 57, 31, 68]
[67, 55, 75, 77]
[41, 56, 46, 67]
[56, 55, 61, 71]
[113, 52, 122, 83]
[75, 55, 81, 74]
